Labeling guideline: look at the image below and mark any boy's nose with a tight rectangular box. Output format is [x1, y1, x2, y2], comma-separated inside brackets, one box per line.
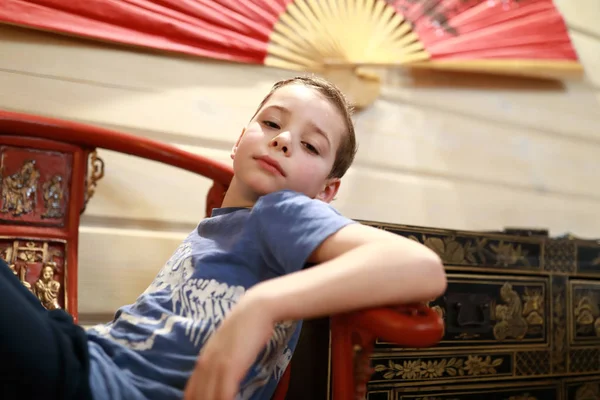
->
[269, 132, 292, 155]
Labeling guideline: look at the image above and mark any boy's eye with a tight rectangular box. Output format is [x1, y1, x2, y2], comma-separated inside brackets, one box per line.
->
[263, 120, 280, 129]
[302, 142, 319, 155]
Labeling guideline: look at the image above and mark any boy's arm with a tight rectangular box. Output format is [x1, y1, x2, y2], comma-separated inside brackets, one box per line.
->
[244, 223, 447, 323]
[185, 223, 446, 400]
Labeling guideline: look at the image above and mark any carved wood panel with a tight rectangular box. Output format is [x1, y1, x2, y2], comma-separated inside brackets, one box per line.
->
[0, 145, 72, 227]
[0, 238, 67, 310]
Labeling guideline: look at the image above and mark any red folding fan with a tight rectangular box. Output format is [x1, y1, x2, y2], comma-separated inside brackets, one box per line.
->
[0, 0, 583, 80]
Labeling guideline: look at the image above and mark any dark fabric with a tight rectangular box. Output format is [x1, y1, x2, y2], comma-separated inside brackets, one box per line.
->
[0, 258, 93, 400]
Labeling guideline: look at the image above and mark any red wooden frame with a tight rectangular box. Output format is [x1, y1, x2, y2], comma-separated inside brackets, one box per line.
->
[0, 109, 444, 399]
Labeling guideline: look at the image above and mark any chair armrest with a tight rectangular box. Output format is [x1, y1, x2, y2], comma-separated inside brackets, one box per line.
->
[344, 303, 444, 348]
[329, 304, 444, 400]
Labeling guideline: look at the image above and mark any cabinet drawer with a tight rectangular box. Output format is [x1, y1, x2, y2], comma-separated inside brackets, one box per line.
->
[366, 380, 560, 400]
[564, 376, 600, 400]
[376, 274, 549, 351]
[570, 280, 600, 346]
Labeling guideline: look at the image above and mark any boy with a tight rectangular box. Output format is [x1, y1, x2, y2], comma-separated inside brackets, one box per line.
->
[0, 76, 446, 400]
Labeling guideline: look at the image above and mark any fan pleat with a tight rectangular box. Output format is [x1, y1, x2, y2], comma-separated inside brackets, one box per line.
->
[418, 2, 558, 44]
[428, 10, 578, 59]
[0, 0, 583, 78]
[148, 0, 273, 40]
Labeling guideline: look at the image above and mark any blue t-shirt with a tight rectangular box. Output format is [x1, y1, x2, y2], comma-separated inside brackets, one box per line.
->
[86, 190, 355, 400]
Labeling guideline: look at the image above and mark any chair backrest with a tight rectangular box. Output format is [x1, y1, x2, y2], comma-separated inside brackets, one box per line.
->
[0, 109, 233, 319]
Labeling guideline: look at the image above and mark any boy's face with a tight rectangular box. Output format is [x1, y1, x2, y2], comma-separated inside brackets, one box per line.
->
[231, 84, 345, 202]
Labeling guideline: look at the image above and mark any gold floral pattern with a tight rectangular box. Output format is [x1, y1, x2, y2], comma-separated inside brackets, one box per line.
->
[408, 234, 531, 268]
[82, 150, 105, 213]
[491, 242, 530, 267]
[373, 355, 503, 380]
[573, 290, 600, 338]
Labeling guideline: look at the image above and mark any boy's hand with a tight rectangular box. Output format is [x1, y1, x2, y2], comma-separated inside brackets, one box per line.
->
[183, 295, 274, 400]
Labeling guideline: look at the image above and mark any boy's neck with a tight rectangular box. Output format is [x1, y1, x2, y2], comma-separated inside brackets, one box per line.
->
[221, 177, 260, 209]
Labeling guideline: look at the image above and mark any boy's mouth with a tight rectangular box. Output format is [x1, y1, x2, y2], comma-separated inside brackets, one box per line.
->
[254, 155, 286, 177]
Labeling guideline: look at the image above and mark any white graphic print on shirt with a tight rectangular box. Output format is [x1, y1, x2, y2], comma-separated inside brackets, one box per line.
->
[91, 241, 297, 399]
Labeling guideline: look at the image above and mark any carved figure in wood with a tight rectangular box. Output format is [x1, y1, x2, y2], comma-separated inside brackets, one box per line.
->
[34, 261, 61, 310]
[1, 159, 40, 216]
[42, 174, 65, 219]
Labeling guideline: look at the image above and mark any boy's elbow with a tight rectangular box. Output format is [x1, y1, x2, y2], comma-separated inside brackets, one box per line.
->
[420, 252, 447, 299]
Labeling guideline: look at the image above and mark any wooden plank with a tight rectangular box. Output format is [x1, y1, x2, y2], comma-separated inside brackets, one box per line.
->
[354, 99, 600, 200]
[337, 167, 600, 238]
[0, 69, 261, 144]
[78, 122, 600, 229]
[82, 147, 230, 225]
[1, 94, 596, 227]
[1, 69, 598, 216]
[1, 26, 599, 143]
[78, 226, 187, 315]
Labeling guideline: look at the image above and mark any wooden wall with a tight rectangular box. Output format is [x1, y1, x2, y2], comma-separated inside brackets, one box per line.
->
[0, 1, 599, 322]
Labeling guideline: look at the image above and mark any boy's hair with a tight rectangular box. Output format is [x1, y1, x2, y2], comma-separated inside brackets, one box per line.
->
[252, 76, 358, 179]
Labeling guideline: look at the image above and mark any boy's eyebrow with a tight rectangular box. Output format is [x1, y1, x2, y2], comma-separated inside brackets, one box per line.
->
[265, 105, 331, 146]
[307, 121, 331, 148]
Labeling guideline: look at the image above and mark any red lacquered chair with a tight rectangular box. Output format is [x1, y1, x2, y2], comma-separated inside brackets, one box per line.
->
[0, 110, 444, 399]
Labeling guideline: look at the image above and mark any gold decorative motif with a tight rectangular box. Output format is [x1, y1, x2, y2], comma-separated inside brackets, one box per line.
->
[522, 288, 544, 333]
[1, 241, 63, 307]
[490, 242, 530, 267]
[575, 382, 600, 400]
[573, 292, 600, 338]
[17, 241, 44, 263]
[7, 261, 32, 292]
[34, 261, 61, 310]
[373, 355, 503, 380]
[41, 174, 65, 219]
[493, 283, 529, 340]
[408, 234, 530, 267]
[1, 159, 40, 216]
[83, 150, 104, 212]
[416, 235, 473, 264]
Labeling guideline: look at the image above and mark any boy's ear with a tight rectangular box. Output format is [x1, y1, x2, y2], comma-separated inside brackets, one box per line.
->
[230, 128, 246, 160]
[317, 178, 341, 203]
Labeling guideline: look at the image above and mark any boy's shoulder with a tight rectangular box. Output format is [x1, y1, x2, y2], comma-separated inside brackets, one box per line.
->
[254, 189, 341, 215]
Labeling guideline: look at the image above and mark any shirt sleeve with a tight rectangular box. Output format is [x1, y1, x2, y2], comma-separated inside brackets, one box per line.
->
[250, 190, 356, 275]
